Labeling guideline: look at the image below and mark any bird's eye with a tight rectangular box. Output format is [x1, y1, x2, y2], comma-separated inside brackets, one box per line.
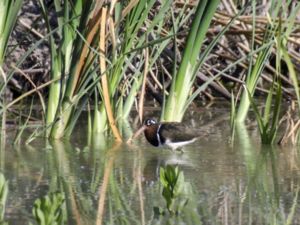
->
[145, 119, 156, 126]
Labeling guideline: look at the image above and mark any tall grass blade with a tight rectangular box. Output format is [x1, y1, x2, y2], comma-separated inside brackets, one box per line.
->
[236, 40, 274, 123]
[236, 1, 281, 123]
[244, 77, 282, 144]
[92, 0, 173, 135]
[163, 0, 220, 121]
[98, 7, 122, 141]
[285, 185, 299, 225]
[0, 0, 23, 65]
[183, 6, 245, 113]
[230, 91, 236, 140]
[282, 48, 300, 112]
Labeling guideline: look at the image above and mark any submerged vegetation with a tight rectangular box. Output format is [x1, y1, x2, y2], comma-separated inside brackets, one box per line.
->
[157, 165, 192, 214]
[31, 193, 65, 225]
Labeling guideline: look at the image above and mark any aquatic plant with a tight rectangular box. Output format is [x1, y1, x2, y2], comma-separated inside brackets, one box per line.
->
[92, 0, 173, 137]
[230, 91, 237, 141]
[31, 192, 65, 225]
[162, 0, 220, 122]
[241, 17, 292, 144]
[245, 80, 282, 144]
[0, 0, 23, 137]
[37, 0, 176, 140]
[0, 0, 23, 66]
[236, 0, 300, 123]
[158, 165, 192, 214]
[38, 0, 100, 139]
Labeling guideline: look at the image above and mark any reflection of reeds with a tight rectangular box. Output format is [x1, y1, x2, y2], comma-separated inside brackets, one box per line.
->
[3, 135, 300, 224]
[96, 142, 121, 225]
[0, 173, 8, 223]
[236, 123, 299, 224]
[50, 140, 82, 224]
[136, 148, 145, 225]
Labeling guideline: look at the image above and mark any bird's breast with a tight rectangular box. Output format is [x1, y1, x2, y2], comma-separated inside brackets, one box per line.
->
[144, 125, 160, 147]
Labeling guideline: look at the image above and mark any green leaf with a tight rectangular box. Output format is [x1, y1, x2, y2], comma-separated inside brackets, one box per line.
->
[32, 193, 65, 225]
[282, 46, 300, 112]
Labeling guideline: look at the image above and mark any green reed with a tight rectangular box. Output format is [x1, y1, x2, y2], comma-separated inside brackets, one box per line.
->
[0, 0, 23, 139]
[236, 1, 274, 123]
[236, 0, 300, 123]
[238, 2, 300, 144]
[241, 30, 283, 145]
[38, 0, 99, 139]
[162, 0, 220, 122]
[0, 0, 23, 66]
[1, 1, 299, 145]
[91, 0, 174, 138]
[246, 79, 282, 144]
[36, 0, 176, 139]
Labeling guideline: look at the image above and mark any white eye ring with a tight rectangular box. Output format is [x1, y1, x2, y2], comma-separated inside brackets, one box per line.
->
[145, 119, 156, 126]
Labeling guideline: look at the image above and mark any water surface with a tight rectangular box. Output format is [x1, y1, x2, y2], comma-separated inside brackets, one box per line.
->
[1, 105, 300, 225]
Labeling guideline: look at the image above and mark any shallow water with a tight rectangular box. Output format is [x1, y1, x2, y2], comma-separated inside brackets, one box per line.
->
[1, 105, 300, 225]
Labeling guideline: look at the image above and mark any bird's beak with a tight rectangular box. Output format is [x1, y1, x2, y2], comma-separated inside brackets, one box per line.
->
[126, 125, 147, 144]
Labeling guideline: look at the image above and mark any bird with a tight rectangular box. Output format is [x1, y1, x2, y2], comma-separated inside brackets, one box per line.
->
[143, 118, 199, 151]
